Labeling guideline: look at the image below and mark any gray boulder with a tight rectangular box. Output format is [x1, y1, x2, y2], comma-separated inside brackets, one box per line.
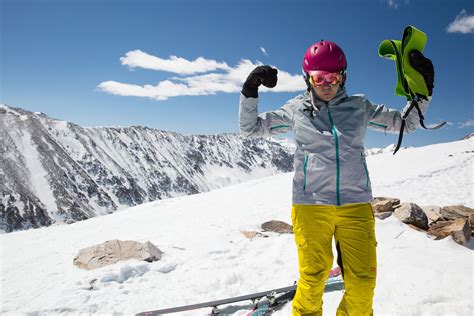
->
[261, 220, 293, 234]
[470, 213, 474, 235]
[73, 239, 163, 270]
[394, 203, 429, 230]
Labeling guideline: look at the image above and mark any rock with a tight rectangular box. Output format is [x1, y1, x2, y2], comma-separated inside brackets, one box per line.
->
[261, 220, 293, 234]
[421, 205, 443, 225]
[241, 231, 258, 239]
[440, 205, 473, 221]
[394, 203, 429, 230]
[427, 221, 453, 239]
[451, 221, 471, 245]
[470, 213, 474, 235]
[73, 239, 163, 270]
[374, 212, 392, 220]
[428, 219, 471, 245]
[408, 224, 426, 233]
[371, 197, 401, 213]
[240, 230, 268, 239]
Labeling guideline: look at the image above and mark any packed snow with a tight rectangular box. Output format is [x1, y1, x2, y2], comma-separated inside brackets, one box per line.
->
[0, 138, 473, 315]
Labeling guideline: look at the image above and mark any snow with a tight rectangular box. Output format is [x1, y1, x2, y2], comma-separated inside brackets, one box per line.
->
[0, 138, 473, 315]
[365, 143, 410, 156]
[1, 104, 28, 121]
[369, 138, 474, 207]
[201, 163, 278, 189]
[16, 129, 60, 221]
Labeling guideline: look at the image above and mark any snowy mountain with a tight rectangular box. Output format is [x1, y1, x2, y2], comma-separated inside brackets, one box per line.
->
[462, 132, 474, 140]
[365, 144, 395, 156]
[0, 104, 295, 233]
[0, 137, 472, 315]
[364, 143, 410, 156]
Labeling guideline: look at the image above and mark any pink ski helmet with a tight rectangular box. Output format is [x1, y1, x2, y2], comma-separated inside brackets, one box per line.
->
[302, 40, 347, 75]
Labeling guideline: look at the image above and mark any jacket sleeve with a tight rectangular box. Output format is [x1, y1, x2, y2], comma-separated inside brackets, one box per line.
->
[239, 93, 293, 138]
[365, 97, 431, 134]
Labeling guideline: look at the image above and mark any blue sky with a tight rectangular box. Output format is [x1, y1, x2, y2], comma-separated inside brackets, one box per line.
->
[2, 0, 473, 148]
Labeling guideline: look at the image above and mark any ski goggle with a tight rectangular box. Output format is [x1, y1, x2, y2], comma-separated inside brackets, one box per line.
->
[309, 71, 343, 86]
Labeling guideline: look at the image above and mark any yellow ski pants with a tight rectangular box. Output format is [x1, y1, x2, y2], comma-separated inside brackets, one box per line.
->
[291, 203, 377, 316]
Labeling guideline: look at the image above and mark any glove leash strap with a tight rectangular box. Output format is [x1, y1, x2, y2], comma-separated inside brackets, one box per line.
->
[412, 100, 446, 130]
[393, 101, 415, 154]
[393, 98, 447, 155]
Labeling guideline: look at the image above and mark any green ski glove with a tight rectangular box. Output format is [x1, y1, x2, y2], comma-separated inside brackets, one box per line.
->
[379, 25, 431, 100]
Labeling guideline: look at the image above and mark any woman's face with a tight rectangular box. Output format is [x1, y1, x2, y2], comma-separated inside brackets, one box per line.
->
[313, 82, 340, 101]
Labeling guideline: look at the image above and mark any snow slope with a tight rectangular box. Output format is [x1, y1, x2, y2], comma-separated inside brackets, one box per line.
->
[0, 138, 473, 315]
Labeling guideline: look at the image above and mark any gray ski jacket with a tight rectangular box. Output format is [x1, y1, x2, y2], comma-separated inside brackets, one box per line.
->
[239, 87, 430, 206]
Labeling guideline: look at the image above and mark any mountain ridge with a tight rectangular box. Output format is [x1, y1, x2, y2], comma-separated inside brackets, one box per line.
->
[0, 104, 295, 233]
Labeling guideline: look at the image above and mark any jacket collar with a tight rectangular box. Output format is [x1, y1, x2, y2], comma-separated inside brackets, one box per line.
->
[311, 86, 348, 109]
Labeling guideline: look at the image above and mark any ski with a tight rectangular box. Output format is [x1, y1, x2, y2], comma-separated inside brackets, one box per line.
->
[245, 286, 296, 316]
[246, 270, 344, 316]
[136, 284, 296, 316]
[136, 267, 343, 316]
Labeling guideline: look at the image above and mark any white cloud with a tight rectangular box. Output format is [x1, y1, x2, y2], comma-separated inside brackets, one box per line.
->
[120, 50, 231, 75]
[260, 47, 269, 56]
[97, 80, 191, 100]
[98, 53, 306, 100]
[447, 10, 474, 34]
[386, 0, 409, 9]
[387, 0, 399, 8]
[459, 119, 474, 128]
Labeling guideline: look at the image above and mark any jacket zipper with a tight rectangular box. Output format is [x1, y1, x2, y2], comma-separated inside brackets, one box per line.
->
[303, 154, 309, 191]
[326, 107, 341, 206]
[361, 153, 369, 189]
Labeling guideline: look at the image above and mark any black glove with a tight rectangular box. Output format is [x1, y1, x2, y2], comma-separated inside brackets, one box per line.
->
[409, 50, 434, 96]
[241, 66, 278, 98]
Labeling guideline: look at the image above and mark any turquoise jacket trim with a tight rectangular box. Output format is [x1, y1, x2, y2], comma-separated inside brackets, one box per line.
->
[270, 124, 291, 131]
[368, 121, 387, 128]
[303, 155, 308, 191]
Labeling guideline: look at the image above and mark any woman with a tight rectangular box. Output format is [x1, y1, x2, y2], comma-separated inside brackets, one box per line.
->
[238, 40, 434, 315]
